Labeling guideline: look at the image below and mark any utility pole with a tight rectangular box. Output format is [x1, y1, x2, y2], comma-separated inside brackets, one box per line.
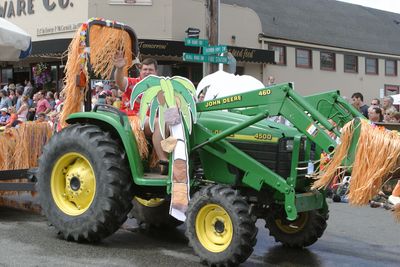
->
[205, 0, 219, 75]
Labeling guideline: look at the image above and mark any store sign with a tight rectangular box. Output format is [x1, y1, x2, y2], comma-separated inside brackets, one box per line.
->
[228, 48, 256, 61]
[37, 22, 81, 36]
[228, 47, 275, 63]
[138, 41, 167, 51]
[109, 0, 152, 5]
[0, 0, 74, 18]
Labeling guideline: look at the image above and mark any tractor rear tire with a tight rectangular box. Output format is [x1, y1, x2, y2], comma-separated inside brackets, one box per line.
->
[186, 185, 257, 266]
[130, 197, 183, 228]
[37, 124, 133, 242]
[265, 209, 327, 248]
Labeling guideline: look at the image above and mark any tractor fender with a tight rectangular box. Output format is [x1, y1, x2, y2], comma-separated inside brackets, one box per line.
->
[66, 111, 144, 182]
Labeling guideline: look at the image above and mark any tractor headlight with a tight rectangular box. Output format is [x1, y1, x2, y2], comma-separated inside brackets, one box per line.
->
[285, 139, 294, 151]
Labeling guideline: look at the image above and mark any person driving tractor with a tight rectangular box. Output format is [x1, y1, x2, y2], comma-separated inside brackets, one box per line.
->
[113, 51, 169, 173]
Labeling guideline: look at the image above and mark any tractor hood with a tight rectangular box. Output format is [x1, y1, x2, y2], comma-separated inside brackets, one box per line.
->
[197, 111, 302, 143]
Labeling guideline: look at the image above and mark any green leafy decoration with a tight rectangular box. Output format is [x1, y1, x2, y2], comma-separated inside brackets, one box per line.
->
[149, 99, 159, 133]
[160, 78, 176, 107]
[138, 85, 162, 128]
[158, 104, 166, 139]
[130, 75, 164, 129]
[171, 76, 196, 95]
[170, 79, 197, 125]
[130, 75, 197, 136]
[177, 93, 192, 133]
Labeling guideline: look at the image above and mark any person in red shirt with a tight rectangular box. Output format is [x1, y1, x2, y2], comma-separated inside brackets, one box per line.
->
[35, 90, 52, 118]
[114, 52, 168, 169]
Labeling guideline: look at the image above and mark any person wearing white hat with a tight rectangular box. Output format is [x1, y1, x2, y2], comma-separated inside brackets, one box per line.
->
[0, 107, 10, 126]
[94, 82, 104, 94]
[95, 81, 104, 88]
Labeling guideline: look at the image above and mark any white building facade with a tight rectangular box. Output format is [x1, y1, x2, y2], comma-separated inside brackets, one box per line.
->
[1, 0, 399, 103]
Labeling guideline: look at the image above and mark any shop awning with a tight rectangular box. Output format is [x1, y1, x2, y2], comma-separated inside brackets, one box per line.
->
[31, 38, 71, 56]
[139, 39, 275, 64]
[30, 38, 275, 64]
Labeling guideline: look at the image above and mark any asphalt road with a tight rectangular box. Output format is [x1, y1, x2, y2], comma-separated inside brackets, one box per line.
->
[0, 199, 399, 267]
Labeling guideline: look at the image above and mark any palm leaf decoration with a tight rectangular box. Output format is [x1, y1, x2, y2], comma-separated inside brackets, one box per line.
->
[130, 75, 197, 221]
[130, 75, 197, 134]
[130, 75, 163, 129]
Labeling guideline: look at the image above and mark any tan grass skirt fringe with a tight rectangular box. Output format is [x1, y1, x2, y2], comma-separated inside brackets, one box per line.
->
[0, 122, 52, 199]
[312, 119, 400, 221]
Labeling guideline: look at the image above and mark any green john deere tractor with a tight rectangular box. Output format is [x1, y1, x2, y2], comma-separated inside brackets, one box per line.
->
[37, 20, 362, 266]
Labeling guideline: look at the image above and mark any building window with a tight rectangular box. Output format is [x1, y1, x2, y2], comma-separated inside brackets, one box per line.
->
[385, 59, 397, 76]
[344, 54, 358, 73]
[296, 48, 312, 68]
[269, 44, 286, 65]
[320, 52, 335, 71]
[1, 68, 13, 85]
[365, 57, 378, 75]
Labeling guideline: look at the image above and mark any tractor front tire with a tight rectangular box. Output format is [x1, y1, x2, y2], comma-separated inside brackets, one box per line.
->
[186, 185, 257, 266]
[265, 209, 327, 248]
[37, 124, 133, 242]
[130, 197, 183, 228]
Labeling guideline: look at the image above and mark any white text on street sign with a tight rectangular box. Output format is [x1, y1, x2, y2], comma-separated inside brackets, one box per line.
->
[183, 53, 228, 64]
[203, 45, 227, 55]
[184, 38, 209, 47]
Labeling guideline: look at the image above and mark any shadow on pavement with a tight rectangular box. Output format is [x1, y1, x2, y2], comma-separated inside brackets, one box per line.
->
[263, 245, 322, 267]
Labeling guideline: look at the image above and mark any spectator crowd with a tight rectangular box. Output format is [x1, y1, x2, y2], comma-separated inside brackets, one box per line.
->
[0, 79, 64, 131]
[0, 79, 126, 132]
[351, 92, 400, 123]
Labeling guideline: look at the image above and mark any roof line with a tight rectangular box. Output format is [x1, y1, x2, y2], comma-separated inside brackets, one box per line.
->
[259, 35, 400, 58]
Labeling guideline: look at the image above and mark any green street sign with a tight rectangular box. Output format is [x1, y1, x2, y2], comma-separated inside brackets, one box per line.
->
[203, 45, 227, 55]
[183, 53, 207, 62]
[184, 38, 209, 47]
[208, 55, 228, 64]
[183, 53, 228, 64]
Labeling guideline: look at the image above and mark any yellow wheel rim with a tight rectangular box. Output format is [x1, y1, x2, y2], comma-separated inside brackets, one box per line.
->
[135, 197, 165, 207]
[195, 204, 233, 253]
[275, 212, 309, 234]
[51, 152, 96, 216]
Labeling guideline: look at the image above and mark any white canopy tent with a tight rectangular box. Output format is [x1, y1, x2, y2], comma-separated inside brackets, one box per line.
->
[0, 17, 31, 61]
[196, 70, 265, 101]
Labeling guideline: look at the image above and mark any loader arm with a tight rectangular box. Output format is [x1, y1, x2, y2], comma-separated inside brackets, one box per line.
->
[196, 83, 360, 153]
[194, 83, 363, 220]
[304, 90, 364, 128]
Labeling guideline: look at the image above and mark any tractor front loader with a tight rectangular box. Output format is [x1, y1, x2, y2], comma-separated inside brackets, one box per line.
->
[37, 19, 366, 266]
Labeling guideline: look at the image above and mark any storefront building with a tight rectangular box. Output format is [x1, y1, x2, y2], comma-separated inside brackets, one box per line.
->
[223, 0, 400, 102]
[0, 0, 274, 91]
[3, 0, 399, 103]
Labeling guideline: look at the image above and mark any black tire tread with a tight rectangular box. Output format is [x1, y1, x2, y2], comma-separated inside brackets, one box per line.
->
[130, 198, 183, 229]
[38, 124, 133, 242]
[265, 209, 327, 248]
[186, 184, 257, 266]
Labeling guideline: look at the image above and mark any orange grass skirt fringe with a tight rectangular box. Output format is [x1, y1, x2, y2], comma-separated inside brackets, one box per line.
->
[0, 122, 52, 202]
[60, 22, 133, 128]
[127, 116, 148, 160]
[312, 119, 400, 220]
[58, 21, 148, 158]
[395, 205, 400, 222]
